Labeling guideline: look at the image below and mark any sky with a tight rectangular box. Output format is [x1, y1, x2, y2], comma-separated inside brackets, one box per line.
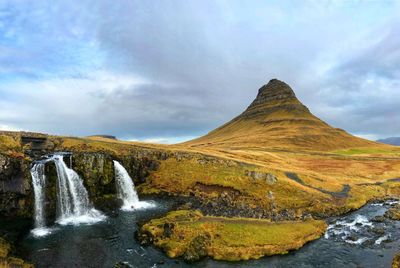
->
[0, 0, 399, 143]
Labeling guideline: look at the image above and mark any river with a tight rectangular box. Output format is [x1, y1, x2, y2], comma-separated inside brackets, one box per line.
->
[19, 198, 399, 268]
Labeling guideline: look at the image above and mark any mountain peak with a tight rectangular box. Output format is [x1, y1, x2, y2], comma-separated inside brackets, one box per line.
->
[257, 79, 296, 100]
[184, 78, 377, 151]
[240, 79, 308, 119]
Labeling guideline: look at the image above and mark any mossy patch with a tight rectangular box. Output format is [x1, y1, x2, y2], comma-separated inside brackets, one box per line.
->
[0, 237, 33, 268]
[393, 252, 400, 268]
[138, 210, 327, 261]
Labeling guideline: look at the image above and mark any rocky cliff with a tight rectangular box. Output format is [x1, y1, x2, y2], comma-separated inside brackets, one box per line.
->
[0, 133, 167, 220]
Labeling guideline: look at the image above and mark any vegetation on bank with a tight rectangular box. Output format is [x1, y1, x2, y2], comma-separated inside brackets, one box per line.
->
[0, 237, 32, 268]
[138, 210, 327, 261]
[393, 253, 400, 268]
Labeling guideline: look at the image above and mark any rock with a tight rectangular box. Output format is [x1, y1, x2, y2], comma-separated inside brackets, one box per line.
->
[245, 170, 277, 184]
[0, 154, 32, 218]
[372, 216, 386, 223]
[370, 227, 385, 235]
[385, 207, 400, 221]
[114, 261, 133, 268]
[266, 173, 278, 185]
[163, 223, 174, 238]
[362, 239, 375, 247]
[183, 233, 211, 262]
[347, 235, 358, 241]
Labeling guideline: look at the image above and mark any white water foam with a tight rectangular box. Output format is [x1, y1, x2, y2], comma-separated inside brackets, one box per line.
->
[375, 235, 389, 245]
[56, 208, 107, 226]
[335, 215, 372, 232]
[325, 215, 375, 244]
[31, 227, 57, 238]
[345, 237, 368, 245]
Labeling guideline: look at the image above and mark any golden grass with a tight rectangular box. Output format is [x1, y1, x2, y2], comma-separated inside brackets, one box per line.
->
[140, 210, 327, 261]
[0, 134, 21, 156]
[393, 252, 400, 268]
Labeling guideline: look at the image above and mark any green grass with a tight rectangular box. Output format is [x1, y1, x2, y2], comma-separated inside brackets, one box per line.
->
[333, 147, 400, 156]
[140, 210, 327, 261]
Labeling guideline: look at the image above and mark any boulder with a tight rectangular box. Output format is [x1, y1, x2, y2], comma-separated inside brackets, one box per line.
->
[245, 170, 277, 184]
[385, 206, 400, 221]
[183, 233, 211, 262]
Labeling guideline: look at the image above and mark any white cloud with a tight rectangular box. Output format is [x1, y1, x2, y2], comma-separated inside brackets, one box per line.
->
[0, 0, 400, 140]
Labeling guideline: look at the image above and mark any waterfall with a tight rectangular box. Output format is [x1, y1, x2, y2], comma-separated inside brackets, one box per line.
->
[113, 160, 154, 211]
[51, 154, 105, 225]
[31, 162, 48, 236]
[30, 153, 106, 237]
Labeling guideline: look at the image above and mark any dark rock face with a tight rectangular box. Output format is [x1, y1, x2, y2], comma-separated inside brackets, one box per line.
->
[0, 148, 164, 221]
[72, 153, 115, 197]
[252, 79, 297, 105]
[163, 223, 174, 238]
[20, 133, 56, 158]
[0, 154, 32, 218]
[239, 79, 310, 119]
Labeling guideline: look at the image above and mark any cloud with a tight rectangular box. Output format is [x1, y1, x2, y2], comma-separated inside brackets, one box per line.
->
[0, 0, 399, 142]
[303, 20, 400, 138]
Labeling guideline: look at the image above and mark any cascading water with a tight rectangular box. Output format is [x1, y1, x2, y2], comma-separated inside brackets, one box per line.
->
[30, 162, 49, 237]
[113, 160, 155, 211]
[30, 153, 106, 237]
[51, 154, 105, 225]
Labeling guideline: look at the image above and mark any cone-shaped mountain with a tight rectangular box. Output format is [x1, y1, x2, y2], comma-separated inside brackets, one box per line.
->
[185, 79, 378, 151]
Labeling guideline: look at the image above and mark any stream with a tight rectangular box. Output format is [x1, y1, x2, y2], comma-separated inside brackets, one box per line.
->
[19, 198, 400, 268]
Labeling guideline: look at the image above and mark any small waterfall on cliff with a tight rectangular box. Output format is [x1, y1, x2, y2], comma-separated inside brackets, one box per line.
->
[113, 160, 155, 211]
[30, 162, 49, 237]
[51, 154, 105, 225]
[30, 153, 106, 237]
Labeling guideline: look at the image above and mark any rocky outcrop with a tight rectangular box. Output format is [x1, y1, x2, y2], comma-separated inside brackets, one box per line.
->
[239, 79, 310, 119]
[245, 170, 277, 184]
[0, 154, 32, 218]
[182, 233, 211, 262]
[385, 205, 400, 220]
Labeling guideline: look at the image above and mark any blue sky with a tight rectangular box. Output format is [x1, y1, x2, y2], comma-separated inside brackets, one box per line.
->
[0, 0, 399, 143]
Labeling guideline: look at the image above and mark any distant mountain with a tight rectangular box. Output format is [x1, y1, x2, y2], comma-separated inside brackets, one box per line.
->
[377, 137, 400, 146]
[184, 79, 380, 151]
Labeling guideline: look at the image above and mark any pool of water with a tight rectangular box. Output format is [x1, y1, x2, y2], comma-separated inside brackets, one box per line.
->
[19, 198, 400, 268]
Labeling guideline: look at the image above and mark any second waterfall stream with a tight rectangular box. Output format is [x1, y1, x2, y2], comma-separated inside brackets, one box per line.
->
[113, 160, 155, 211]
